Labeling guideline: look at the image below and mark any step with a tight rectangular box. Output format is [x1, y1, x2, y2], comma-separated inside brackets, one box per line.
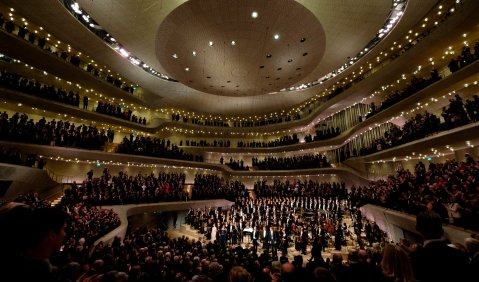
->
[50, 195, 63, 207]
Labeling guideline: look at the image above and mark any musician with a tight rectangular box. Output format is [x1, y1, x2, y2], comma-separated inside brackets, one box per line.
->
[268, 226, 275, 250]
[211, 223, 218, 243]
[231, 225, 238, 245]
[219, 224, 228, 245]
[252, 226, 259, 253]
[262, 226, 270, 253]
[320, 226, 327, 252]
[280, 234, 289, 257]
[295, 226, 303, 252]
[237, 218, 244, 243]
[334, 224, 343, 251]
[301, 224, 308, 255]
[228, 221, 235, 244]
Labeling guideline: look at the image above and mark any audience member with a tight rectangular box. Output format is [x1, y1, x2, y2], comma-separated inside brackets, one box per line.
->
[410, 210, 471, 282]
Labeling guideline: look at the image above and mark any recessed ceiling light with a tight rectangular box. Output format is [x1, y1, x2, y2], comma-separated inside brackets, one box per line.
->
[300, 38, 306, 43]
[209, 41, 214, 46]
[251, 11, 258, 18]
[185, 67, 190, 71]
[172, 53, 178, 59]
[266, 54, 272, 58]
[274, 34, 280, 40]
[192, 51, 196, 56]
[288, 59, 293, 63]
[231, 40, 236, 45]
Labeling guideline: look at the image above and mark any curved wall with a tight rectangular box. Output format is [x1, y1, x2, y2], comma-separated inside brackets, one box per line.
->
[360, 204, 479, 245]
[0, 163, 59, 199]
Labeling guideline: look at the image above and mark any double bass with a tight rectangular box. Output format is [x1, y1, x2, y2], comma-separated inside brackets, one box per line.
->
[324, 218, 335, 235]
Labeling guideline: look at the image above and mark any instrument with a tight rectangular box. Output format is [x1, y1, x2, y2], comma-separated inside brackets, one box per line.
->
[243, 227, 254, 233]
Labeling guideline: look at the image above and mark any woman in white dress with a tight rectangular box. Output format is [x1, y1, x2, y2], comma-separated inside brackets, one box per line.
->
[211, 224, 217, 243]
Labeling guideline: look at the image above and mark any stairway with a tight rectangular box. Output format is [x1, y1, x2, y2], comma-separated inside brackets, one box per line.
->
[50, 194, 63, 207]
[104, 142, 119, 153]
[41, 184, 64, 207]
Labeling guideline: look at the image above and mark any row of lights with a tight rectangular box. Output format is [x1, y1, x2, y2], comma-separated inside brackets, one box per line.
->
[4, 54, 149, 113]
[2, 97, 152, 138]
[66, 2, 175, 82]
[283, 0, 408, 93]
[369, 138, 473, 164]
[234, 174, 338, 179]
[41, 155, 216, 172]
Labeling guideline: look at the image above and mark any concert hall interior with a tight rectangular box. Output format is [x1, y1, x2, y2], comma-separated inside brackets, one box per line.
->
[1, 0, 479, 281]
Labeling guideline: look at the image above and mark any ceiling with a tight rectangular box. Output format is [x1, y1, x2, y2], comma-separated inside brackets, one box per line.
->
[155, 0, 325, 97]
[2, 0, 440, 116]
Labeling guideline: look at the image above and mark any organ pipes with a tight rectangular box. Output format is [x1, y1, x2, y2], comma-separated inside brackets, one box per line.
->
[327, 122, 397, 163]
[315, 103, 371, 133]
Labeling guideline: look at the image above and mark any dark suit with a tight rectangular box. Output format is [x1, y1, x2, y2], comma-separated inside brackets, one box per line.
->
[301, 230, 308, 254]
[410, 240, 471, 282]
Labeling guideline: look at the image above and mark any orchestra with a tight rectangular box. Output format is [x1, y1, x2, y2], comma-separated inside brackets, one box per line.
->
[185, 194, 350, 256]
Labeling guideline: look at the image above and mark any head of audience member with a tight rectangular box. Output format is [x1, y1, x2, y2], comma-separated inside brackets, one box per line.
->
[293, 255, 303, 268]
[415, 210, 444, 240]
[280, 262, 295, 282]
[25, 207, 67, 259]
[101, 270, 129, 282]
[227, 266, 253, 282]
[311, 267, 337, 282]
[208, 261, 223, 281]
[259, 266, 271, 282]
[331, 253, 343, 266]
[191, 274, 213, 282]
[0, 202, 34, 260]
[270, 261, 281, 282]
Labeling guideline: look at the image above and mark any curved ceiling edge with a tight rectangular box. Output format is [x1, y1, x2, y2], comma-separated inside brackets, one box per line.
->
[281, 0, 408, 93]
[60, 0, 178, 82]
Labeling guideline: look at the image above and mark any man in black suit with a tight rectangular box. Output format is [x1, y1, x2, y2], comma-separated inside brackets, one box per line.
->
[261, 226, 270, 253]
[252, 226, 259, 254]
[301, 225, 308, 255]
[410, 210, 471, 282]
